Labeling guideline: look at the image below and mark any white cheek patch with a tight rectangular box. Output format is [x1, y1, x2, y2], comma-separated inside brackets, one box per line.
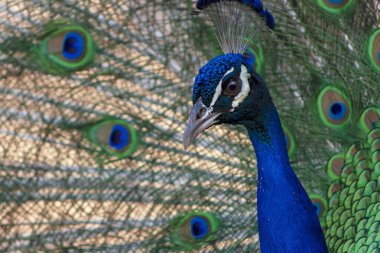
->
[232, 65, 250, 108]
[210, 67, 234, 108]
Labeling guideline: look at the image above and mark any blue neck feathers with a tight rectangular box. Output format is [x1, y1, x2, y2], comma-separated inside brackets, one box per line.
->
[244, 103, 328, 253]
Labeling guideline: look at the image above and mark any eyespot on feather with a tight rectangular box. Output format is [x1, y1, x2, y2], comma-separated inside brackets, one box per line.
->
[317, 86, 351, 129]
[309, 194, 328, 220]
[282, 124, 296, 158]
[327, 153, 345, 180]
[367, 29, 380, 73]
[316, 0, 356, 14]
[358, 106, 380, 135]
[36, 22, 95, 75]
[170, 211, 220, 251]
[87, 119, 139, 159]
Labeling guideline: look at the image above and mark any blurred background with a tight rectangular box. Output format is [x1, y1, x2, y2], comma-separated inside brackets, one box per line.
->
[0, 0, 379, 252]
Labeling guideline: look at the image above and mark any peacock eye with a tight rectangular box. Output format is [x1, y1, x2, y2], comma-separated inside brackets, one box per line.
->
[223, 78, 242, 97]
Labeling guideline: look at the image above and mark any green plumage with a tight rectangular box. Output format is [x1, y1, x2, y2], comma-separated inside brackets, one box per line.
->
[323, 129, 380, 252]
[0, 0, 378, 252]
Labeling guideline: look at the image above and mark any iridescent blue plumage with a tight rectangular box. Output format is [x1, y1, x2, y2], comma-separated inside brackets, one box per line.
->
[193, 53, 256, 105]
[312, 202, 323, 217]
[247, 107, 327, 253]
[193, 54, 242, 104]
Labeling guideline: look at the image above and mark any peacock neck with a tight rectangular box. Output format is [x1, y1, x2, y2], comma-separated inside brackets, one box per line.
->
[245, 104, 300, 218]
[243, 101, 328, 253]
[246, 103, 292, 183]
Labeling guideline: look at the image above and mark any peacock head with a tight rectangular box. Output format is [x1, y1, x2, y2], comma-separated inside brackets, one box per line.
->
[184, 53, 271, 149]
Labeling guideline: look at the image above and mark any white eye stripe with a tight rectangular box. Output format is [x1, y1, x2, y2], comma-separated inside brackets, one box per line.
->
[210, 67, 234, 109]
[232, 65, 250, 108]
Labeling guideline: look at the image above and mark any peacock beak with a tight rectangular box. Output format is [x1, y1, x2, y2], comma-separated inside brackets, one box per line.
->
[183, 98, 222, 150]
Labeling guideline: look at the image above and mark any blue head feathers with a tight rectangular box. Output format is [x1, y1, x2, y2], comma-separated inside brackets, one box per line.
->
[193, 52, 255, 105]
[193, 54, 242, 104]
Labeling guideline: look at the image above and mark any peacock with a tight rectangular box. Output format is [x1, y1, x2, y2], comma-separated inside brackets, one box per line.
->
[0, 0, 379, 252]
